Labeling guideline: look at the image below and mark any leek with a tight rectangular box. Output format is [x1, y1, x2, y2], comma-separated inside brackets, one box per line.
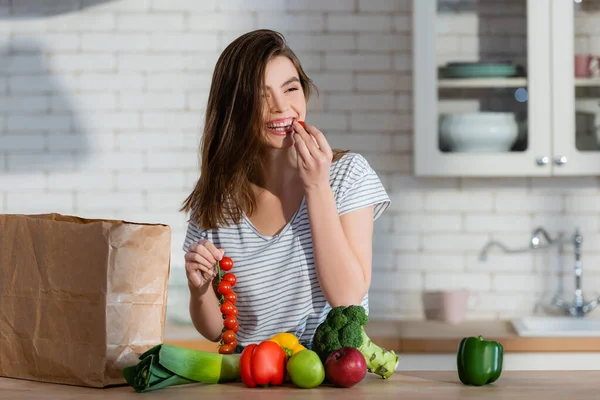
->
[123, 344, 241, 393]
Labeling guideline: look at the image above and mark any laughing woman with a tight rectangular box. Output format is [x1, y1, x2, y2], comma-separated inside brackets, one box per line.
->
[180, 29, 390, 353]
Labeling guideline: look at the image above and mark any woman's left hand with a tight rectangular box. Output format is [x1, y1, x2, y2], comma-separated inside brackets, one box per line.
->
[292, 120, 333, 190]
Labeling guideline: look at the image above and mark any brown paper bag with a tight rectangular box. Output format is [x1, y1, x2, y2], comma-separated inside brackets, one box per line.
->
[0, 213, 171, 388]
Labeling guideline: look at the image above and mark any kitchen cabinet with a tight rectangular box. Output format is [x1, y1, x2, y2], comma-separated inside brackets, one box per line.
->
[413, 0, 600, 177]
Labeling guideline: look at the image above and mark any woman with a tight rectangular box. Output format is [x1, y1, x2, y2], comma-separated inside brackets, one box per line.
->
[180, 29, 390, 352]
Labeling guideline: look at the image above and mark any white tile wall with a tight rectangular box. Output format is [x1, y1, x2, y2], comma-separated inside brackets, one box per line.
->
[2, 0, 600, 325]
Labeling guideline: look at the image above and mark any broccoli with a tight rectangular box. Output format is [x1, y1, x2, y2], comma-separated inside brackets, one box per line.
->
[312, 305, 400, 379]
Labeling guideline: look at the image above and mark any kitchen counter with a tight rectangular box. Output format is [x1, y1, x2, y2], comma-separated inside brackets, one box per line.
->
[164, 319, 600, 353]
[2, 371, 598, 399]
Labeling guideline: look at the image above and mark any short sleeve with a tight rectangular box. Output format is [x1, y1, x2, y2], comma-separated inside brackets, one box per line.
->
[182, 218, 209, 252]
[334, 153, 391, 221]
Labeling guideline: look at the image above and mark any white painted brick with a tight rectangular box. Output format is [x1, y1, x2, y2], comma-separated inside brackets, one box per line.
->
[77, 151, 144, 171]
[258, 14, 325, 33]
[328, 15, 392, 32]
[461, 178, 528, 192]
[357, 34, 410, 52]
[496, 193, 563, 213]
[0, 77, 6, 93]
[0, 55, 47, 73]
[465, 215, 531, 233]
[118, 55, 184, 72]
[147, 191, 189, 211]
[327, 132, 393, 152]
[82, 0, 150, 12]
[117, 14, 184, 31]
[459, 36, 479, 55]
[8, 153, 74, 172]
[49, 54, 115, 72]
[47, 172, 114, 190]
[184, 171, 199, 190]
[80, 74, 144, 91]
[302, 112, 348, 131]
[437, 14, 478, 35]
[355, 73, 412, 91]
[327, 94, 395, 111]
[394, 214, 462, 233]
[219, 0, 286, 11]
[116, 132, 185, 150]
[52, 93, 117, 111]
[80, 112, 139, 131]
[12, 33, 79, 51]
[0, 134, 46, 151]
[9, 75, 63, 93]
[117, 172, 185, 190]
[565, 194, 600, 212]
[423, 233, 491, 252]
[371, 271, 423, 291]
[0, 154, 4, 171]
[183, 54, 222, 72]
[287, 0, 354, 11]
[374, 233, 420, 252]
[392, 134, 412, 152]
[146, 73, 212, 91]
[50, 133, 115, 151]
[476, 293, 536, 312]
[189, 92, 210, 110]
[371, 248, 395, 270]
[0, 95, 48, 113]
[6, 192, 74, 213]
[306, 72, 353, 91]
[396, 93, 412, 112]
[467, 253, 534, 273]
[188, 13, 255, 32]
[145, 150, 198, 170]
[359, 0, 410, 12]
[77, 192, 145, 211]
[118, 211, 188, 230]
[391, 175, 460, 192]
[366, 292, 397, 316]
[366, 153, 411, 173]
[425, 192, 493, 212]
[0, 173, 46, 190]
[120, 92, 185, 110]
[150, 33, 218, 52]
[397, 254, 465, 272]
[351, 113, 410, 131]
[7, 115, 70, 132]
[151, 0, 216, 10]
[493, 273, 547, 293]
[531, 177, 598, 193]
[532, 214, 599, 235]
[436, 36, 460, 54]
[393, 55, 412, 73]
[142, 112, 200, 130]
[288, 34, 354, 52]
[47, 13, 115, 31]
[425, 272, 491, 291]
[394, 15, 411, 32]
[81, 34, 150, 51]
[386, 192, 423, 212]
[325, 54, 391, 71]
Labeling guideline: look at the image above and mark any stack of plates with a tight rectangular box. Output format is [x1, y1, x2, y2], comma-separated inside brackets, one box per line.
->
[439, 62, 519, 78]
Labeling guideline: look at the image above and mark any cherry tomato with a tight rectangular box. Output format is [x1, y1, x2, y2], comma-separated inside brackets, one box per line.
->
[224, 291, 237, 304]
[222, 273, 237, 287]
[217, 281, 232, 295]
[220, 301, 236, 316]
[219, 257, 234, 271]
[222, 330, 236, 344]
[223, 316, 238, 330]
[298, 120, 306, 128]
[219, 344, 235, 354]
[232, 323, 239, 333]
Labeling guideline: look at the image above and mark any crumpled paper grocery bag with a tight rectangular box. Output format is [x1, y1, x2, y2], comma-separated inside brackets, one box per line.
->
[0, 213, 172, 387]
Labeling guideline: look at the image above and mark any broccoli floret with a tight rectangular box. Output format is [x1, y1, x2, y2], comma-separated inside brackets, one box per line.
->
[312, 305, 400, 379]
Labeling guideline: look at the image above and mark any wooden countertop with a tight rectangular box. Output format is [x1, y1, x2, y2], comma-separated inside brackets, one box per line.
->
[164, 320, 600, 353]
[2, 371, 598, 399]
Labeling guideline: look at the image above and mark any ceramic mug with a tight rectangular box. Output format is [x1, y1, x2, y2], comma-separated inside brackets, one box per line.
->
[575, 54, 600, 78]
[421, 289, 480, 325]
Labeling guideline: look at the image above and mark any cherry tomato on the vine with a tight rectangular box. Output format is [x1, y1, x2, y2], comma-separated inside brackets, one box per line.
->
[218, 344, 235, 354]
[222, 330, 236, 344]
[219, 257, 234, 271]
[218, 281, 232, 295]
[222, 273, 237, 287]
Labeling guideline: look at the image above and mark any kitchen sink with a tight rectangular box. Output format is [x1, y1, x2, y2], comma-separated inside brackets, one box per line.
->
[511, 316, 600, 337]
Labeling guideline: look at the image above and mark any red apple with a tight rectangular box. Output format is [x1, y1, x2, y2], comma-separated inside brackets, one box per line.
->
[324, 347, 367, 388]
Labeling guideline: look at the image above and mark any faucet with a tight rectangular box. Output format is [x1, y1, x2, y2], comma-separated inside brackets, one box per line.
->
[481, 227, 600, 317]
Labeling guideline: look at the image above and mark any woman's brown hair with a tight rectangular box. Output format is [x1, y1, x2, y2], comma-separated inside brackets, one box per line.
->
[181, 29, 348, 230]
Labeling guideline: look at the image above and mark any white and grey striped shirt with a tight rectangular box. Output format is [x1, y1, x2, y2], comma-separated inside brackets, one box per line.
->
[183, 152, 390, 347]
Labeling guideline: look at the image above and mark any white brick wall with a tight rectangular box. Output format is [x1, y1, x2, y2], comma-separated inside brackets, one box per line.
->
[2, 0, 599, 325]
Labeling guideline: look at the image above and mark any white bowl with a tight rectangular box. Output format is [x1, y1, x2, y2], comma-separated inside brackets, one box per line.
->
[439, 112, 519, 152]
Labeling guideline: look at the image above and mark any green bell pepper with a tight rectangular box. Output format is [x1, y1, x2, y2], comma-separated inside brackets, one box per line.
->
[457, 335, 503, 386]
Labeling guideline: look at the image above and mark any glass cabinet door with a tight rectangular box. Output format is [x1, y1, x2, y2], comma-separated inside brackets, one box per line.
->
[414, 0, 552, 176]
[552, 0, 600, 175]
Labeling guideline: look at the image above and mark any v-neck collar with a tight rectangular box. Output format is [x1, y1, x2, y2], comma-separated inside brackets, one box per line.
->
[242, 196, 306, 241]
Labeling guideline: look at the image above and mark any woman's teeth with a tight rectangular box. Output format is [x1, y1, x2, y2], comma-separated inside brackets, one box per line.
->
[267, 121, 293, 131]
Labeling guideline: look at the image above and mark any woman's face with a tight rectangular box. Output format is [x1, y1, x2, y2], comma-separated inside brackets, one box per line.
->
[261, 55, 307, 149]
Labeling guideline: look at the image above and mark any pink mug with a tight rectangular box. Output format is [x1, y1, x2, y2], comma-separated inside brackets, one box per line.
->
[575, 54, 594, 78]
[422, 289, 480, 325]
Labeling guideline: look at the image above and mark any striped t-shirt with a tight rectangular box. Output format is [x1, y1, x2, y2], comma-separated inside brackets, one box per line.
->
[183, 152, 391, 347]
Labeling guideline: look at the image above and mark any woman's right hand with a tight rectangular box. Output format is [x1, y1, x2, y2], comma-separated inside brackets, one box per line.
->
[184, 239, 224, 291]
